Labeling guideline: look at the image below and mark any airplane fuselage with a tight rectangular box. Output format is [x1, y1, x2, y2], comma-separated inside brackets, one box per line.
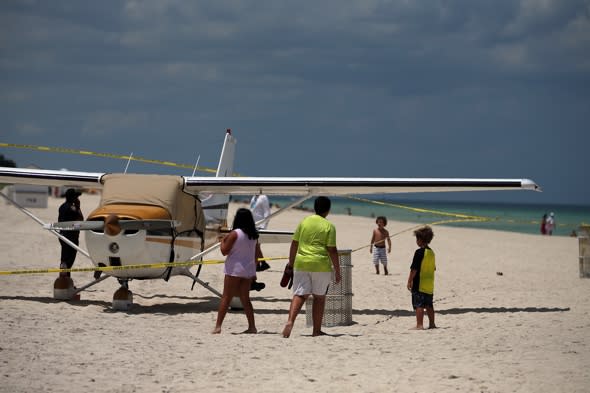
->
[85, 227, 206, 279]
[85, 202, 217, 279]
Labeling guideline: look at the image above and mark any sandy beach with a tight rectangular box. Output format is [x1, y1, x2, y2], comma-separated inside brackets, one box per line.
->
[1, 193, 588, 392]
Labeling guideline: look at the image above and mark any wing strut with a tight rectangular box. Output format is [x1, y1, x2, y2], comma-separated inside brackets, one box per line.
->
[0, 192, 91, 260]
[73, 274, 111, 295]
[188, 242, 224, 292]
[256, 194, 314, 228]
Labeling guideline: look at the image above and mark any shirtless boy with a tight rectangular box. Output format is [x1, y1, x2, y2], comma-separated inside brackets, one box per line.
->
[370, 216, 392, 275]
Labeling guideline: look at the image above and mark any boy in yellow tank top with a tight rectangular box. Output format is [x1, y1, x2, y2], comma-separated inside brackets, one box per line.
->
[406, 226, 436, 330]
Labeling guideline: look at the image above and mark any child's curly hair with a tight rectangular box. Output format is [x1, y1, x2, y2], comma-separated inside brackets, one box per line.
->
[414, 225, 434, 244]
[376, 216, 387, 225]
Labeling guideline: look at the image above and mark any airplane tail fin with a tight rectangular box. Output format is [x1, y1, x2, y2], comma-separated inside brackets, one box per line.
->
[201, 129, 236, 227]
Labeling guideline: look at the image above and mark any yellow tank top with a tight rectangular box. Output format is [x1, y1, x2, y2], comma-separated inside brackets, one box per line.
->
[418, 248, 435, 294]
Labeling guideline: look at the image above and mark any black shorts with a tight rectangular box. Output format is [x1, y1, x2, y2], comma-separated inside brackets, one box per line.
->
[412, 291, 433, 309]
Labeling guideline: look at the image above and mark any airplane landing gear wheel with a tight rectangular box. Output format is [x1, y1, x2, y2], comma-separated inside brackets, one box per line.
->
[53, 276, 78, 300]
[112, 286, 133, 311]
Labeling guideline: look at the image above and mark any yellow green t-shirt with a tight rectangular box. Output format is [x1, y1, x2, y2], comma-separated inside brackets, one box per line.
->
[410, 247, 436, 294]
[293, 214, 337, 272]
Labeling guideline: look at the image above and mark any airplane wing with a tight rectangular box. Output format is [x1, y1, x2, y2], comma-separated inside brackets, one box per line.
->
[0, 167, 540, 196]
[0, 167, 104, 188]
[184, 176, 541, 196]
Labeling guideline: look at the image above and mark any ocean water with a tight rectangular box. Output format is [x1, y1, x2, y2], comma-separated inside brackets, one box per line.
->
[264, 196, 590, 237]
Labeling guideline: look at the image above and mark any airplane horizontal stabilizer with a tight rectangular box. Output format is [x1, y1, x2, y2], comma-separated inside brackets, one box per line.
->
[43, 220, 180, 231]
[43, 221, 104, 231]
[118, 220, 181, 230]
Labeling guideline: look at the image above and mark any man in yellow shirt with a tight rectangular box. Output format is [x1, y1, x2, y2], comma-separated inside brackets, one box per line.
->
[282, 196, 341, 338]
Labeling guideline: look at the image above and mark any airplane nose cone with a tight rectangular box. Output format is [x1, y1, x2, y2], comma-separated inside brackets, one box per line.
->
[105, 214, 121, 236]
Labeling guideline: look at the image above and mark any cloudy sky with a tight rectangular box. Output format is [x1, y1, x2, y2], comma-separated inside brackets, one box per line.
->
[1, 1, 589, 205]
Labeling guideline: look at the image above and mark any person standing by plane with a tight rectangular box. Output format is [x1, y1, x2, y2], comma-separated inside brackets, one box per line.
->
[250, 194, 271, 272]
[250, 194, 271, 229]
[58, 188, 84, 277]
[282, 196, 341, 338]
[212, 208, 262, 334]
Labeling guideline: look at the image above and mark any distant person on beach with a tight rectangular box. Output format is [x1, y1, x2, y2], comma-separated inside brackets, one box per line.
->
[545, 212, 556, 235]
[250, 194, 271, 273]
[370, 216, 391, 275]
[540, 213, 547, 235]
[282, 196, 341, 338]
[58, 188, 84, 277]
[407, 225, 436, 330]
[212, 208, 262, 334]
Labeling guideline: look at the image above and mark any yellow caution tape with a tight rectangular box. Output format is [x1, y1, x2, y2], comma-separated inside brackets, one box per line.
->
[347, 196, 490, 221]
[351, 217, 488, 253]
[0, 259, 221, 275]
[346, 195, 559, 227]
[346, 196, 497, 252]
[0, 142, 217, 174]
[0, 256, 289, 276]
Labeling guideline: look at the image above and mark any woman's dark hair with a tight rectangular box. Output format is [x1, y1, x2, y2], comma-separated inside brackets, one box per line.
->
[232, 208, 259, 240]
[314, 196, 331, 215]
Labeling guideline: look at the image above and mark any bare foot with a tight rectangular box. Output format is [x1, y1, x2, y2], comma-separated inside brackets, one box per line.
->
[428, 325, 438, 329]
[242, 328, 258, 334]
[409, 326, 424, 330]
[211, 327, 221, 334]
[312, 330, 328, 337]
[384, 267, 389, 275]
[282, 322, 293, 338]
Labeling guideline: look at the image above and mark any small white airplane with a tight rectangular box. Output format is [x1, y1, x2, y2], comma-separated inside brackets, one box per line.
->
[0, 130, 540, 309]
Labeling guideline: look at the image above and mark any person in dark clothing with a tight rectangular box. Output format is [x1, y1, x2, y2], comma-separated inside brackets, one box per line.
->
[58, 188, 84, 276]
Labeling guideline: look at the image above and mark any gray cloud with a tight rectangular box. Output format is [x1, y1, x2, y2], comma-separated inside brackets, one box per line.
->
[0, 0, 589, 203]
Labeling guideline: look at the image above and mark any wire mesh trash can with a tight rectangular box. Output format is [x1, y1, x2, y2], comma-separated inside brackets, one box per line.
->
[579, 225, 590, 278]
[306, 249, 353, 327]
